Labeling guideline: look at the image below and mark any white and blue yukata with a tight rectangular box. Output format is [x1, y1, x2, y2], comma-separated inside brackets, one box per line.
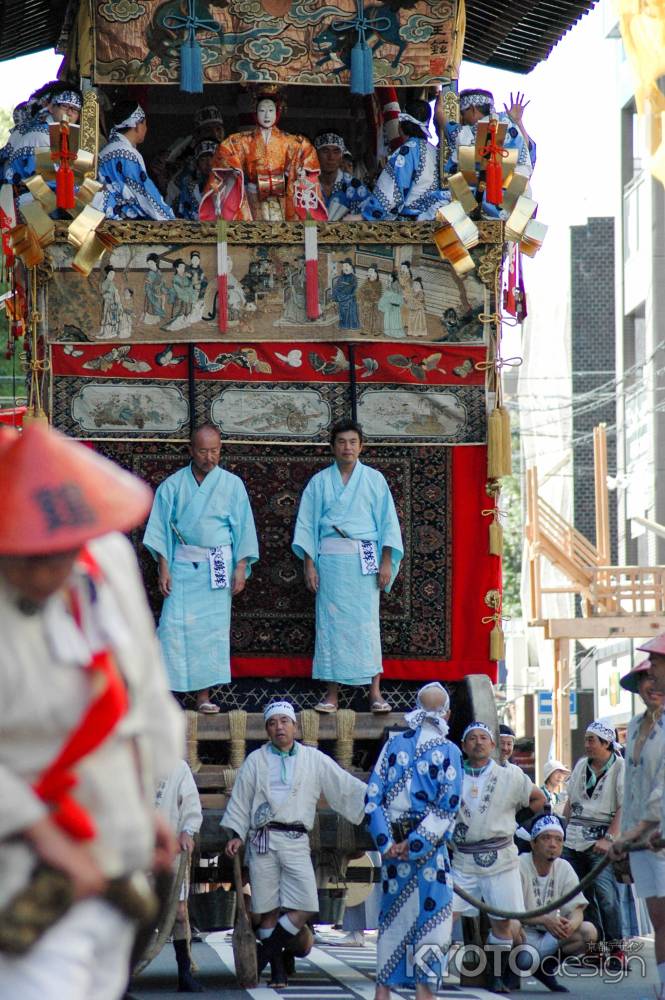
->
[2, 112, 51, 185]
[365, 718, 463, 988]
[143, 463, 259, 691]
[324, 169, 370, 221]
[292, 460, 403, 686]
[361, 137, 451, 222]
[95, 133, 175, 221]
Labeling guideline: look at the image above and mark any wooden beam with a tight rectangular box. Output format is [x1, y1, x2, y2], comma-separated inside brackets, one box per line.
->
[544, 617, 665, 639]
[196, 711, 406, 741]
[553, 637, 572, 767]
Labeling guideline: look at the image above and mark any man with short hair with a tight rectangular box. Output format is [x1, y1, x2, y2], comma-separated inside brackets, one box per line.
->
[499, 723, 515, 765]
[223, 700, 366, 988]
[0, 424, 183, 999]
[517, 813, 596, 992]
[563, 720, 624, 966]
[451, 722, 546, 993]
[144, 422, 258, 712]
[292, 418, 403, 715]
[314, 131, 369, 221]
[95, 101, 175, 220]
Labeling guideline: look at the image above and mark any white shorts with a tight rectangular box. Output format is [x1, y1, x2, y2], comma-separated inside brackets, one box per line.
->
[452, 865, 525, 918]
[0, 899, 134, 1000]
[629, 850, 665, 899]
[249, 831, 319, 914]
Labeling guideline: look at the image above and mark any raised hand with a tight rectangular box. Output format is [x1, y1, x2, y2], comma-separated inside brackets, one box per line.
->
[503, 92, 530, 124]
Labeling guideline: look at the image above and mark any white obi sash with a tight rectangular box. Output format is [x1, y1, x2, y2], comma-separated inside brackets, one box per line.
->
[174, 543, 232, 589]
[319, 536, 379, 575]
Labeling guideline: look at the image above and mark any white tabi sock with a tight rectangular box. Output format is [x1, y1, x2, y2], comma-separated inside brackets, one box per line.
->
[278, 914, 300, 937]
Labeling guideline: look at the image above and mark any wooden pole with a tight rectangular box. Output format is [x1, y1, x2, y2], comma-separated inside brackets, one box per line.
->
[553, 637, 572, 765]
[593, 424, 610, 564]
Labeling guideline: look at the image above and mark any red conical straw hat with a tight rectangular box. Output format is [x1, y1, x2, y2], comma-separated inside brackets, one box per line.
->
[637, 633, 665, 657]
[0, 424, 152, 555]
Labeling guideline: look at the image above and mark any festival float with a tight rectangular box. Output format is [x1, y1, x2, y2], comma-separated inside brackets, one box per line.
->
[0, 0, 595, 949]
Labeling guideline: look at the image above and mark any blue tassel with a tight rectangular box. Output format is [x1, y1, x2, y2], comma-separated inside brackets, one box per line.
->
[350, 40, 373, 95]
[180, 38, 203, 93]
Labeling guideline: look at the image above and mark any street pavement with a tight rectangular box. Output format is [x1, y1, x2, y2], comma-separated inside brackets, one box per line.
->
[128, 928, 659, 1000]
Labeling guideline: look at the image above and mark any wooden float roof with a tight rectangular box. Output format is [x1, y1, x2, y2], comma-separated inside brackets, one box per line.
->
[0, 0, 599, 74]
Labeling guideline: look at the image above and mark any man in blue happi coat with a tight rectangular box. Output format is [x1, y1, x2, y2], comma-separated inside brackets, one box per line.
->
[3, 83, 82, 188]
[292, 418, 403, 715]
[144, 423, 258, 712]
[365, 682, 463, 999]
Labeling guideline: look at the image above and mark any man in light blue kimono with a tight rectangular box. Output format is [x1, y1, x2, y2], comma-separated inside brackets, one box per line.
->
[365, 682, 462, 1000]
[292, 418, 403, 714]
[144, 423, 259, 712]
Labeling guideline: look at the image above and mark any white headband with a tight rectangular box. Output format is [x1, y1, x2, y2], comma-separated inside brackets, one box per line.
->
[404, 682, 450, 735]
[110, 105, 146, 139]
[398, 111, 428, 130]
[51, 90, 82, 110]
[462, 721, 494, 742]
[459, 91, 495, 113]
[586, 720, 618, 747]
[529, 815, 565, 841]
[315, 132, 347, 153]
[264, 701, 296, 724]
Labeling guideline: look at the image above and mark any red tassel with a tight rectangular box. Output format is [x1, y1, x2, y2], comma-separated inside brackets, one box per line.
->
[485, 158, 503, 206]
[56, 163, 75, 211]
[217, 273, 228, 333]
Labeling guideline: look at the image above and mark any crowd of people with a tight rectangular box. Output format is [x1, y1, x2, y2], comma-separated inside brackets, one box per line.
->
[0, 81, 535, 224]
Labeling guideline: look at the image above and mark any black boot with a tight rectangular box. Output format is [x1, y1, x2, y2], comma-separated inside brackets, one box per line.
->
[173, 938, 205, 993]
[257, 923, 297, 976]
[533, 962, 568, 993]
[267, 953, 288, 988]
[500, 949, 521, 991]
[485, 947, 509, 994]
[283, 950, 296, 976]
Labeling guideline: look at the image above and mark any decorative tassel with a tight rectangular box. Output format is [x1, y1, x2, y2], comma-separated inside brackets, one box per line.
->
[482, 120, 505, 207]
[487, 407, 503, 479]
[499, 405, 512, 476]
[216, 219, 228, 334]
[181, 37, 203, 93]
[168, 0, 217, 93]
[334, 0, 387, 96]
[55, 123, 76, 211]
[489, 622, 505, 661]
[489, 520, 504, 556]
[304, 217, 319, 320]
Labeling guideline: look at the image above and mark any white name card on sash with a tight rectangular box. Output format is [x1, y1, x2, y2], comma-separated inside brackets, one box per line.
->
[359, 540, 379, 575]
[209, 546, 230, 589]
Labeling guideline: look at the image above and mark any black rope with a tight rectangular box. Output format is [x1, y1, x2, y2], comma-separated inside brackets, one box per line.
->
[451, 840, 649, 920]
[347, 343, 358, 422]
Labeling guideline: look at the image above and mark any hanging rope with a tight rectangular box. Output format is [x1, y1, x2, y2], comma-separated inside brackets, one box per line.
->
[332, 0, 390, 95]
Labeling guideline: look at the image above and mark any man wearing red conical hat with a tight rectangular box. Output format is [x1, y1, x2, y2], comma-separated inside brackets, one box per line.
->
[610, 656, 665, 1000]
[0, 425, 183, 999]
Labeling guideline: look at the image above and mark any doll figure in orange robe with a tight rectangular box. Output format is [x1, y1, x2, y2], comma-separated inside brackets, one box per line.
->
[199, 89, 327, 222]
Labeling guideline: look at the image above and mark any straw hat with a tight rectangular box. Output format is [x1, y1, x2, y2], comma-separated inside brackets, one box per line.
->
[637, 633, 665, 657]
[0, 424, 151, 555]
[619, 658, 653, 693]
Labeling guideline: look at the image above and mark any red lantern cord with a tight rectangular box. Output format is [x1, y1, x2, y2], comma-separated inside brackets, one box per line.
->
[481, 120, 508, 207]
[53, 121, 76, 211]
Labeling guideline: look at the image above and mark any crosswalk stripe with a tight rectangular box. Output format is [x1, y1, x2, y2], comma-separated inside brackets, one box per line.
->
[205, 934, 284, 1000]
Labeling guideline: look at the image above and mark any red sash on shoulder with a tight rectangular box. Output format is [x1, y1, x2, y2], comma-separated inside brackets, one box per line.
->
[32, 548, 129, 840]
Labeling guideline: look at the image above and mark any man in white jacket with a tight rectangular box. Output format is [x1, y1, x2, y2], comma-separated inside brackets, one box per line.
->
[156, 760, 203, 992]
[223, 700, 366, 987]
[0, 425, 184, 1000]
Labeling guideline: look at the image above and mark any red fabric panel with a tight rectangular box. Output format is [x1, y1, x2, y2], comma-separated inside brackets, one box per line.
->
[231, 445, 499, 684]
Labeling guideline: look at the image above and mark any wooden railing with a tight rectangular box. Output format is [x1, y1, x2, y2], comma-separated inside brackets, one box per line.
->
[589, 566, 665, 616]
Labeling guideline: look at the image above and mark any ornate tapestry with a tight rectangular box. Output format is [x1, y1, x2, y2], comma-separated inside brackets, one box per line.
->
[97, 441, 453, 661]
[92, 0, 461, 88]
[46, 239, 490, 345]
[50, 340, 487, 444]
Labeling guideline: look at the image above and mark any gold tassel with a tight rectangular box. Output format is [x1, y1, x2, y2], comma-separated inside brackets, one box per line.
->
[489, 520, 504, 556]
[499, 405, 512, 476]
[490, 622, 505, 661]
[487, 407, 503, 479]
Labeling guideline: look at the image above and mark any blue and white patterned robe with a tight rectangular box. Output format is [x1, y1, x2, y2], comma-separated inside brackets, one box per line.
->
[365, 723, 463, 988]
[361, 137, 450, 222]
[177, 169, 205, 220]
[324, 169, 370, 221]
[2, 112, 51, 185]
[95, 133, 175, 221]
[450, 113, 535, 218]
